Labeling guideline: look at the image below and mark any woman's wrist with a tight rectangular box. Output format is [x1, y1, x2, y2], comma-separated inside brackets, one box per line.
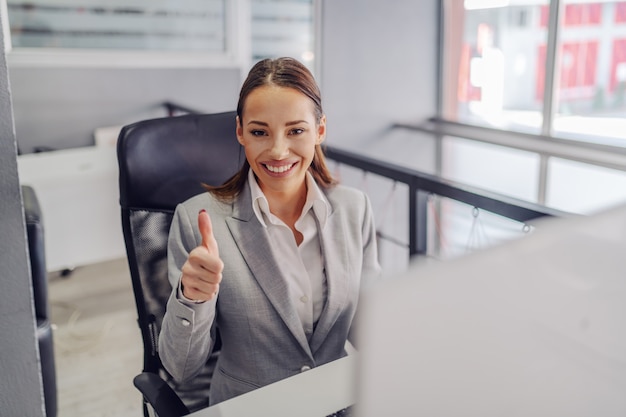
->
[178, 277, 207, 304]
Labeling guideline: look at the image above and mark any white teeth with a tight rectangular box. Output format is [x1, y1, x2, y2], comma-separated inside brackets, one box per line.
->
[265, 163, 293, 173]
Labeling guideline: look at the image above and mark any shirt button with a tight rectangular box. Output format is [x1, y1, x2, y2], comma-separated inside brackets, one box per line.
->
[300, 365, 311, 372]
[300, 295, 309, 303]
[181, 319, 191, 327]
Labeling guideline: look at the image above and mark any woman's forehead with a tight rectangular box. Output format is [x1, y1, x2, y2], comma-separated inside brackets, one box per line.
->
[242, 86, 317, 119]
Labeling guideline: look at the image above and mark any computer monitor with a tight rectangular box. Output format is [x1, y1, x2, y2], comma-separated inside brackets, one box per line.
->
[356, 203, 626, 416]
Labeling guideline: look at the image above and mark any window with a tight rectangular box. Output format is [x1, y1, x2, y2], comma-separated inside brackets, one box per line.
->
[6, 0, 227, 52]
[250, 0, 315, 68]
[3, 0, 317, 69]
[440, 0, 626, 214]
[443, 0, 551, 134]
[441, 136, 541, 202]
[551, 1, 626, 146]
[442, 0, 626, 147]
[547, 157, 626, 213]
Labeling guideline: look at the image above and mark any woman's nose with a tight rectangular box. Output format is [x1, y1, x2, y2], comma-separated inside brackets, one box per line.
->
[268, 135, 289, 158]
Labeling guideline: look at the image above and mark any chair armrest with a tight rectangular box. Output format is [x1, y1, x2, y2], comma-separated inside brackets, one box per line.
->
[133, 372, 190, 417]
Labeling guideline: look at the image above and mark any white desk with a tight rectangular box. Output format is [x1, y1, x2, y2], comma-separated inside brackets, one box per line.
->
[191, 355, 357, 417]
[17, 147, 126, 272]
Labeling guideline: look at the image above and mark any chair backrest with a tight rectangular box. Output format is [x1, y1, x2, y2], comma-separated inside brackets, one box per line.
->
[117, 111, 244, 412]
[22, 184, 58, 417]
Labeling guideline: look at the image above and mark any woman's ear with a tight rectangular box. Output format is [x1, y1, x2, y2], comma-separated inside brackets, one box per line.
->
[316, 115, 327, 145]
[236, 116, 245, 145]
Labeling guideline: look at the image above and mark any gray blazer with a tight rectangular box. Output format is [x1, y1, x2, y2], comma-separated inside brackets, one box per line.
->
[159, 180, 380, 405]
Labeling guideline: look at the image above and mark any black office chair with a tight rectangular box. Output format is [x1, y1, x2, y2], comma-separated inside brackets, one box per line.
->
[22, 185, 58, 417]
[117, 111, 245, 417]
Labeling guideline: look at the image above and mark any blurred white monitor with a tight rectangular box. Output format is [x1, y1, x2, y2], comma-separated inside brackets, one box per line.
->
[356, 204, 626, 417]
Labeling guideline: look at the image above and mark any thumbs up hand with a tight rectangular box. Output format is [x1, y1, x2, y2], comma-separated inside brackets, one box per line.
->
[180, 209, 224, 302]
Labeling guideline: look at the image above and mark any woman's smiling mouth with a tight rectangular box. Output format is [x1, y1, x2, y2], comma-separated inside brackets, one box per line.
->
[263, 162, 296, 174]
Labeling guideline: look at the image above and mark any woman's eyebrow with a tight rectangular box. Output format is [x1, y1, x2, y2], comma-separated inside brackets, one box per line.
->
[247, 120, 309, 126]
[286, 120, 309, 126]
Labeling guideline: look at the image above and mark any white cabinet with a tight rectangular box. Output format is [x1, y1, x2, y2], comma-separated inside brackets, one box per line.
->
[18, 147, 126, 272]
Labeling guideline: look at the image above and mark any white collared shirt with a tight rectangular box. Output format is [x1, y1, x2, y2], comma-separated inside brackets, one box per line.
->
[248, 169, 330, 340]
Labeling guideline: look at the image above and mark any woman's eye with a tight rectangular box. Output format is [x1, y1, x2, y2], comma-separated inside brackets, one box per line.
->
[289, 128, 304, 135]
[250, 130, 266, 137]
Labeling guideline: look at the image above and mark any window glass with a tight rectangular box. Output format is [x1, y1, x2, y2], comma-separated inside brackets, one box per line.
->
[6, 0, 226, 52]
[546, 157, 626, 214]
[551, 1, 626, 147]
[432, 196, 533, 260]
[250, 0, 315, 67]
[6, 0, 317, 69]
[442, 0, 550, 133]
[442, 135, 541, 202]
[443, 0, 626, 145]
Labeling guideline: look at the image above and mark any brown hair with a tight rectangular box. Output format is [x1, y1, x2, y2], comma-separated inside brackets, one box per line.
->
[205, 57, 337, 201]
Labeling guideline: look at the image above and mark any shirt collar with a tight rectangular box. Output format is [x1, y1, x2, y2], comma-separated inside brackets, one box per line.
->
[248, 168, 330, 229]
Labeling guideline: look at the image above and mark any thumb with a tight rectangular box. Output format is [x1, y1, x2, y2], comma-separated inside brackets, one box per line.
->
[198, 209, 219, 254]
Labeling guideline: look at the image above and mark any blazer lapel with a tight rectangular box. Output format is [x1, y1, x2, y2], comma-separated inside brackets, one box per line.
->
[225, 184, 313, 359]
[309, 208, 351, 354]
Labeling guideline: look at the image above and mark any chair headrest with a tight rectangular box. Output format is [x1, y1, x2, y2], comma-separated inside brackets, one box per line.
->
[117, 111, 244, 211]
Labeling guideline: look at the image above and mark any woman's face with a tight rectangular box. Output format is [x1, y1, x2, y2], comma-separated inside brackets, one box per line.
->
[236, 85, 326, 198]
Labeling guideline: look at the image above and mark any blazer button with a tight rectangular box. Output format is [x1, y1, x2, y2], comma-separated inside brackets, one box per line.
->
[181, 319, 191, 327]
[300, 365, 311, 372]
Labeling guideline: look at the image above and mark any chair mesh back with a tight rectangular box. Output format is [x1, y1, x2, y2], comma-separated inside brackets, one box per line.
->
[128, 210, 171, 346]
[117, 111, 242, 412]
[128, 209, 214, 412]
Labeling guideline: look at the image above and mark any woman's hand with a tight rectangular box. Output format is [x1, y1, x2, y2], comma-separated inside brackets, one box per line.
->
[180, 209, 224, 302]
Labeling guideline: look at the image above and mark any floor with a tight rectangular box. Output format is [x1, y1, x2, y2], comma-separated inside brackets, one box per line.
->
[48, 257, 143, 417]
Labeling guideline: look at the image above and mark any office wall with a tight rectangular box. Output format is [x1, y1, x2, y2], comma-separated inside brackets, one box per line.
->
[320, 0, 439, 168]
[9, 65, 242, 153]
[320, 0, 439, 271]
[0, 11, 46, 417]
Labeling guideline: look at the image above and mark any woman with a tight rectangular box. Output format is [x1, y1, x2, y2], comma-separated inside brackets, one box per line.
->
[159, 57, 381, 406]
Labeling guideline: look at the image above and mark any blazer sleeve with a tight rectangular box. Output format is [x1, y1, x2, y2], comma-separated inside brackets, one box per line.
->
[158, 201, 218, 382]
[360, 192, 382, 288]
[348, 191, 382, 347]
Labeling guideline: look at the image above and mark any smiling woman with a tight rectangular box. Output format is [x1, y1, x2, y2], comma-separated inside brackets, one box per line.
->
[158, 57, 382, 409]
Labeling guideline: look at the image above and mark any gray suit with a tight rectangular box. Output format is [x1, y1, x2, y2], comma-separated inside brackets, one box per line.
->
[159, 180, 380, 405]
